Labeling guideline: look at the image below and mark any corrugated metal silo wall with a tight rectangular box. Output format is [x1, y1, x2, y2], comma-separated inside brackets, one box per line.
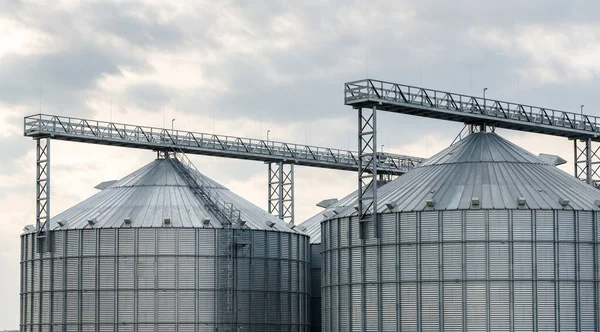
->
[20, 228, 311, 331]
[310, 243, 322, 332]
[321, 210, 600, 332]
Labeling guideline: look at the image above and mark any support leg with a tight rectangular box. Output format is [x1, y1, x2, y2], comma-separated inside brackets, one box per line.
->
[357, 106, 378, 238]
[574, 138, 600, 186]
[268, 162, 294, 224]
[35, 138, 50, 244]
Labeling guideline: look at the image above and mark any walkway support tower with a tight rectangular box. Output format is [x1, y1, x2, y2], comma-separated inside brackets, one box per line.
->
[357, 106, 378, 238]
[574, 138, 600, 186]
[35, 138, 50, 246]
[268, 162, 294, 224]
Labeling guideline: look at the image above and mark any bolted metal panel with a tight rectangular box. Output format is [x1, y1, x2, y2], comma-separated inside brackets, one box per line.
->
[20, 227, 311, 331]
[322, 209, 600, 331]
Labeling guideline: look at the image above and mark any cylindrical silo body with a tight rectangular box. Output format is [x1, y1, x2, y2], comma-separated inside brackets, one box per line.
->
[322, 133, 600, 332]
[20, 156, 310, 331]
[300, 188, 387, 332]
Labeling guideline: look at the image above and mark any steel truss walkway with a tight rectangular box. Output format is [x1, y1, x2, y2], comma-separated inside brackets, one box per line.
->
[345, 78, 600, 238]
[24, 113, 424, 236]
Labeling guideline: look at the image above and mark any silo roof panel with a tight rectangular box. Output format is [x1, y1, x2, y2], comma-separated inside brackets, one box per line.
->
[37, 158, 300, 233]
[332, 132, 600, 217]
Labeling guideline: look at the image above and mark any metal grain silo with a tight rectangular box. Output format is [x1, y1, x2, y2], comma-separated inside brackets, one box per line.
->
[301, 186, 387, 332]
[322, 132, 600, 332]
[20, 154, 310, 332]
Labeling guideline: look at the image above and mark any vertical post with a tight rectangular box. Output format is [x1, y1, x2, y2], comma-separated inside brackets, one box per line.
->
[278, 161, 284, 220]
[35, 138, 51, 245]
[268, 162, 274, 215]
[267, 162, 295, 224]
[357, 106, 378, 239]
[586, 138, 592, 185]
[574, 138, 598, 186]
[574, 139, 579, 178]
[289, 164, 295, 225]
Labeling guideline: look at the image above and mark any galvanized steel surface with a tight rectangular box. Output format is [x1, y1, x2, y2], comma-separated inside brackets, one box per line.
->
[332, 133, 600, 217]
[300, 190, 360, 245]
[322, 210, 600, 331]
[321, 132, 600, 331]
[31, 158, 298, 232]
[20, 227, 311, 331]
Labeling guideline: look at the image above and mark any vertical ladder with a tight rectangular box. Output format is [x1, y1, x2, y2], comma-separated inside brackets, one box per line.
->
[166, 149, 241, 330]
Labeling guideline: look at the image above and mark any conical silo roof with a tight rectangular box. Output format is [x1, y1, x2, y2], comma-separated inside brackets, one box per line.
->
[332, 132, 600, 218]
[299, 181, 390, 244]
[299, 190, 358, 244]
[43, 157, 299, 233]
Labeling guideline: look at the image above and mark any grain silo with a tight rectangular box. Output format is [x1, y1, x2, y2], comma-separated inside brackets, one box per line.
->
[322, 132, 600, 331]
[20, 154, 310, 332]
[300, 184, 388, 332]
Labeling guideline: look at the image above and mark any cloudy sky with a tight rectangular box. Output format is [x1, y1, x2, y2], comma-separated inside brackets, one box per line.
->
[1, 0, 600, 328]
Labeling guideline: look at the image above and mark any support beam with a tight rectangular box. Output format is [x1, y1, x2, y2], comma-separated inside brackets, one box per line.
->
[36, 138, 50, 235]
[268, 162, 294, 224]
[574, 138, 600, 186]
[357, 106, 379, 239]
[35, 137, 51, 252]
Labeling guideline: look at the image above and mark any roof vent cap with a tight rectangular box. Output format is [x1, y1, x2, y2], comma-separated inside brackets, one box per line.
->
[294, 225, 307, 232]
[57, 220, 66, 227]
[471, 197, 480, 206]
[594, 200, 600, 207]
[237, 219, 246, 228]
[202, 218, 211, 226]
[559, 197, 570, 207]
[87, 218, 96, 226]
[517, 197, 527, 205]
[265, 220, 275, 228]
[163, 218, 171, 226]
[385, 202, 397, 211]
[426, 199, 435, 207]
[123, 218, 132, 225]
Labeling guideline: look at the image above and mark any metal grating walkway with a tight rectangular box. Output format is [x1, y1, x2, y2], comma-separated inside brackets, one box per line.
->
[345, 79, 600, 140]
[24, 113, 423, 175]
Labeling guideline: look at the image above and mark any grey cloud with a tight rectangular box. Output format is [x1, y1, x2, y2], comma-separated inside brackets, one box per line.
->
[125, 82, 173, 111]
[0, 136, 30, 173]
[0, 45, 149, 115]
[85, 2, 186, 49]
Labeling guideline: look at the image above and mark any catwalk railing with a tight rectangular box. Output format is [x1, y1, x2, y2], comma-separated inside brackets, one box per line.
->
[345, 79, 600, 140]
[24, 114, 423, 174]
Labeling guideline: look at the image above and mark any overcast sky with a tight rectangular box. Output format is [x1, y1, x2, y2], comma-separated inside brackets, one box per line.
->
[2, 0, 600, 328]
